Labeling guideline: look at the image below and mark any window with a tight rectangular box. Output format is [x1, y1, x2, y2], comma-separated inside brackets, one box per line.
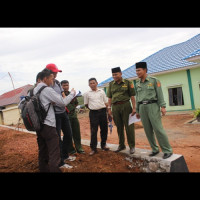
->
[168, 87, 184, 106]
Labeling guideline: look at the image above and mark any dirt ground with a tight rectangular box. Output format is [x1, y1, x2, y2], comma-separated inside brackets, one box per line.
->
[0, 127, 140, 173]
[0, 110, 200, 172]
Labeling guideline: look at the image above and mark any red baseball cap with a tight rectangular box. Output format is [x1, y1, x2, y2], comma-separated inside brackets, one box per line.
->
[46, 63, 62, 72]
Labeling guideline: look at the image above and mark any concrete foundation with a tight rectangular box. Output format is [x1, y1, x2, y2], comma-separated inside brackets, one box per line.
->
[81, 139, 189, 173]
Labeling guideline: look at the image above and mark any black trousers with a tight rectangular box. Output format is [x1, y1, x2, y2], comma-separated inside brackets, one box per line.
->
[36, 125, 61, 172]
[55, 111, 73, 165]
[89, 108, 108, 150]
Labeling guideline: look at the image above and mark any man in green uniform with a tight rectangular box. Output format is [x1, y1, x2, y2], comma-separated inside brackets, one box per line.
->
[135, 62, 173, 159]
[61, 80, 85, 154]
[107, 67, 136, 154]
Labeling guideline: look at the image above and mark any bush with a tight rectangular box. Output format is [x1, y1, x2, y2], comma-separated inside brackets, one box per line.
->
[194, 108, 200, 118]
[77, 96, 84, 105]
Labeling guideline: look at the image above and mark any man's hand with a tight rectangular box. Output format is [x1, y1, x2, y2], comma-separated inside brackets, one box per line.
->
[131, 108, 136, 116]
[70, 88, 76, 97]
[107, 98, 113, 119]
[108, 108, 112, 119]
[161, 107, 166, 116]
[107, 111, 113, 122]
[62, 92, 66, 98]
[136, 113, 140, 119]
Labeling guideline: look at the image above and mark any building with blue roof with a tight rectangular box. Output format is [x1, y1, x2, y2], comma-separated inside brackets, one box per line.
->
[98, 34, 200, 111]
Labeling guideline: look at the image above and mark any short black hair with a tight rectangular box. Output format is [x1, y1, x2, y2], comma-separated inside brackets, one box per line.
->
[40, 68, 53, 80]
[89, 78, 97, 82]
[36, 72, 42, 83]
[61, 80, 69, 85]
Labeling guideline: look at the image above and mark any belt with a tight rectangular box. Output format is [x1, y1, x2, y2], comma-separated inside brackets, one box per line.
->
[138, 100, 157, 105]
[113, 100, 129, 105]
[90, 108, 106, 112]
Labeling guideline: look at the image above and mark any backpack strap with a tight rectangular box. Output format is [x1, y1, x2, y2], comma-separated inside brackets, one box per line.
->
[55, 79, 64, 95]
[29, 88, 34, 97]
[36, 85, 51, 115]
[46, 102, 51, 113]
[36, 85, 48, 95]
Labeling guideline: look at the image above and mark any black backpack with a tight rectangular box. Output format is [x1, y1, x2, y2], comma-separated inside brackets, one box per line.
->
[20, 86, 51, 132]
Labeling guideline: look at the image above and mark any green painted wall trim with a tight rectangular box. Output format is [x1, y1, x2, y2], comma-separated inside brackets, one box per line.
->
[167, 108, 194, 112]
[186, 69, 195, 110]
[104, 87, 107, 94]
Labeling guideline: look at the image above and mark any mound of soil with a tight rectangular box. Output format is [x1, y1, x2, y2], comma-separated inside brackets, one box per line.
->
[0, 127, 141, 173]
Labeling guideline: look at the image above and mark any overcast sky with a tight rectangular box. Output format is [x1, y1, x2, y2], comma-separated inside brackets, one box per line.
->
[0, 27, 200, 95]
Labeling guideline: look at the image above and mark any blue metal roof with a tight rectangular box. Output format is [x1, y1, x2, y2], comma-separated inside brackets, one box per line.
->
[183, 48, 200, 59]
[98, 33, 200, 87]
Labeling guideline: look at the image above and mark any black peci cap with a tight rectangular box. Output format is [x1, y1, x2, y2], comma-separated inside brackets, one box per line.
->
[135, 62, 147, 69]
[111, 67, 121, 73]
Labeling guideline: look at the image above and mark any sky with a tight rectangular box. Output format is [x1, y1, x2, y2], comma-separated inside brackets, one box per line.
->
[0, 27, 200, 95]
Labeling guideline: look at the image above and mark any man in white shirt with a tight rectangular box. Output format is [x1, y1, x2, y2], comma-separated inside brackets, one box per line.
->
[84, 78, 109, 156]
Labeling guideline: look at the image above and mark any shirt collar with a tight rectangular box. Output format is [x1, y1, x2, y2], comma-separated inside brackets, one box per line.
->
[65, 91, 70, 95]
[38, 82, 48, 87]
[139, 75, 149, 83]
[113, 78, 125, 85]
[89, 88, 101, 92]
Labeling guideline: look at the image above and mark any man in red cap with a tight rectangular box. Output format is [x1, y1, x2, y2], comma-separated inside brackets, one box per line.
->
[46, 63, 76, 167]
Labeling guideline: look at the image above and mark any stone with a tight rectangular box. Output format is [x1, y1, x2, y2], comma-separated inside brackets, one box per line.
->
[159, 162, 170, 171]
[127, 164, 134, 169]
[125, 156, 133, 163]
[148, 162, 159, 172]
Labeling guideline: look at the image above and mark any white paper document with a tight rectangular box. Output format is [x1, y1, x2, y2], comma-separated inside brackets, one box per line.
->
[128, 113, 141, 125]
[73, 90, 82, 99]
[76, 91, 82, 97]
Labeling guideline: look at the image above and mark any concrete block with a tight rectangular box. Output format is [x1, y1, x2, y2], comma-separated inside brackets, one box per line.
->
[170, 155, 189, 172]
[81, 140, 189, 173]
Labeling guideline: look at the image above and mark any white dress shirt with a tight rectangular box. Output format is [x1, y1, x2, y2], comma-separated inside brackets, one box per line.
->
[84, 88, 108, 110]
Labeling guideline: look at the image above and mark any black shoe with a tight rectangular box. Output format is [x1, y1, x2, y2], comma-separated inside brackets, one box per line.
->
[89, 150, 97, 156]
[163, 153, 173, 159]
[115, 146, 126, 153]
[130, 148, 135, 154]
[149, 151, 159, 157]
[69, 150, 77, 155]
[77, 149, 85, 154]
[101, 146, 110, 151]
